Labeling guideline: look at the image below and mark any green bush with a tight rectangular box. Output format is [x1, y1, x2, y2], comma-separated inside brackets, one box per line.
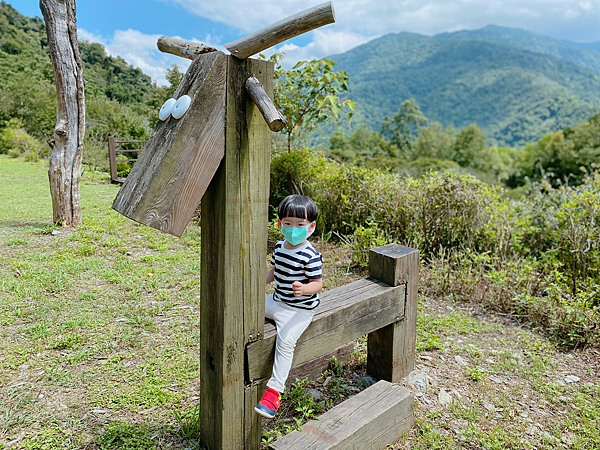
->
[0, 118, 46, 161]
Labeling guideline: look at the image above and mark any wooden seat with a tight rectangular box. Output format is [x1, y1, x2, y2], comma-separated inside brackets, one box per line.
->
[245, 277, 406, 383]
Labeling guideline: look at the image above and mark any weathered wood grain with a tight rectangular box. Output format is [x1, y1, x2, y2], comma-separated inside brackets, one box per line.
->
[245, 76, 285, 132]
[368, 244, 420, 381]
[286, 342, 355, 388]
[225, 2, 335, 59]
[245, 379, 267, 450]
[157, 36, 217, 60]
[200, 56, 272, 450]
[246, 278, 405, 382]
[40, 0, 85, 227]
[269, 381, 414, 450]
[112, 51, 227, 237]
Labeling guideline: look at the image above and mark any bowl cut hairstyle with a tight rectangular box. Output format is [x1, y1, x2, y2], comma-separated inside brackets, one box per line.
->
[278, 195, 318, 223]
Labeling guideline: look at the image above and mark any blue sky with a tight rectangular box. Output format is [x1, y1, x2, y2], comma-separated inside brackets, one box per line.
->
[9, 0, 600, 85]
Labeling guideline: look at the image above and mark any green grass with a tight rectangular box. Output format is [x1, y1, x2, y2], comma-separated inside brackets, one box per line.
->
[0, 156, 202, 448]
[1, 156, 599, 450]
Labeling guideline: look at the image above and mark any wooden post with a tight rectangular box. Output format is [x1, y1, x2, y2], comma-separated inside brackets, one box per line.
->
[367, 244, 419, 381]
[108, 136, 118, 183]
[200, 56, 272, 450]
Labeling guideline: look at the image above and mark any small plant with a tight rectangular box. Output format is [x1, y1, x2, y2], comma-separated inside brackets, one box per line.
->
[173, 404, 201, 438]
[466, 366, 484, 381]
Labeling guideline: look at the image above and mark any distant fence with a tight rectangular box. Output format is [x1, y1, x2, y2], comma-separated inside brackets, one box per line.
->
[107, 137, 148, 184]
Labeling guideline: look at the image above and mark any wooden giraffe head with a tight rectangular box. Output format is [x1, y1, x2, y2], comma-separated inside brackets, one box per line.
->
[112, 2, 335, 237]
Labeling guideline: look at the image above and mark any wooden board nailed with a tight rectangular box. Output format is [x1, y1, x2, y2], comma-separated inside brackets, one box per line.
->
[112, 51, 227, 237]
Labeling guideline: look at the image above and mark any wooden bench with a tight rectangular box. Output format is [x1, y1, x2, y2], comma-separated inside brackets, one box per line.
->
[246, 277, 405, 382]
[269, 381, 413, 450]
[246, 244, 419, 385]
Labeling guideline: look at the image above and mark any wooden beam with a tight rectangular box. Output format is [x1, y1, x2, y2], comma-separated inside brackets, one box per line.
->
[200, 56, 272, 450]
[245, 76, 285, 132]
[224, 2, 335, 59]
[286, 342, 355, 388]
[246, 278, 405, 382]
[269, 381, 414, 450]
[367, 244, 419, 382]
[157, 36, 217, 60]
[112, 51, 227, 237]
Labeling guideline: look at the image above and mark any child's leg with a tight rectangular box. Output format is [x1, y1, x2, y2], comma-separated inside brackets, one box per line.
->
[265, 295, 314, 393]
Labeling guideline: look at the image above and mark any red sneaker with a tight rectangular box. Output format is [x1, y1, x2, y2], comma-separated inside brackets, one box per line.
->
[254, 387, 281, 419]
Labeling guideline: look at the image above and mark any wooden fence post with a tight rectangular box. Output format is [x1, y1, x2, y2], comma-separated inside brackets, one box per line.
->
[200, 56, 272, 450]
[367, 244, 419, 381]
[108, 136, 117, 183]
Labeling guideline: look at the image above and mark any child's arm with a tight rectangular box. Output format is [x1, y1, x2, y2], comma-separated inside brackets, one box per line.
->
[266, 267, 275, 285]
[292, 278, 322, 297]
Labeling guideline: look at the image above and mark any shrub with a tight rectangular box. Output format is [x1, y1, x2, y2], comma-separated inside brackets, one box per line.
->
[0, 118, 46, 161]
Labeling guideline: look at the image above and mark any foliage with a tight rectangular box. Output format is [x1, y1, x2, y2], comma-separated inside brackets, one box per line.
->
[381, 98, 428, 156]
[0, 2, 155, 157]
[0, 118, 46, 161]
[269, 54, 355, 151]
[509, 113, 600, 188]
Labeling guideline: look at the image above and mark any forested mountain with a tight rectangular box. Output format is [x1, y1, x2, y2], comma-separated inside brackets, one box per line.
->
[329, 27, 600, 147]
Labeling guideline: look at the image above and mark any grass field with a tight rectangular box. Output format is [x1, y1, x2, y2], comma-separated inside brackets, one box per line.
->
[0, 155, 599, 449]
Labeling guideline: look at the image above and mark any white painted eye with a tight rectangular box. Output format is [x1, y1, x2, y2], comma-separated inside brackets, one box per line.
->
[159, 98, 176, 121]
[172, 95, 191, 119]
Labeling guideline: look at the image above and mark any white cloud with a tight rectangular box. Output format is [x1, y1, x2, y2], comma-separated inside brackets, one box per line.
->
[164, 0, 600, 42]
[78, 28, 224, 86]
[269, 29, 375, 68]
[78, 0, 600, 86]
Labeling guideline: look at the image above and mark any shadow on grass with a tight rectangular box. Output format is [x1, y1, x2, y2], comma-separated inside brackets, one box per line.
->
[0, 221, 58, 232]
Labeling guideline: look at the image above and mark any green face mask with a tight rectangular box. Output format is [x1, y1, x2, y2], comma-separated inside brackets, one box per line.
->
[281, 224, 313, 246]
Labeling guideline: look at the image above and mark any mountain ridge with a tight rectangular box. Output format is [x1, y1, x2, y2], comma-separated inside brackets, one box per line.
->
[327, 26, 600, 147]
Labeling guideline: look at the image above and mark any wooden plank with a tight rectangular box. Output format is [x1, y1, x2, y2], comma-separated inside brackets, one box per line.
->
[246, 278, 405, 382]
[367, 244, 419, 382]
[200, 55, 272, 450]
[269, 381, 414, 450]
[112, 51, 227, 237]
[286, 342, 355, 388]
[224, 2, 335, 59]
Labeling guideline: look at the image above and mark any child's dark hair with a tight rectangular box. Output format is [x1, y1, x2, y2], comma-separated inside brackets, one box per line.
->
[278, 195, 318, 222]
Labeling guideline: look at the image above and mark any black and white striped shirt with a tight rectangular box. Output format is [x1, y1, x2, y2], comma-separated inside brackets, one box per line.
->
[271, 240, 323, 309]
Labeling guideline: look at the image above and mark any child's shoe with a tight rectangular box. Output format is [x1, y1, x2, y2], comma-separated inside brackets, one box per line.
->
[254, 387, 281, 419]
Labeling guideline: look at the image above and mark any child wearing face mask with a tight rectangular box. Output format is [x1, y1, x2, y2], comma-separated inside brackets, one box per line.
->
[254, 194, 323, 419]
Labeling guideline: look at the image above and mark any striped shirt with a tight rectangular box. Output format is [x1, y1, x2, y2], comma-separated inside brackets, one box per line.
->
[271, 240, 323, 309]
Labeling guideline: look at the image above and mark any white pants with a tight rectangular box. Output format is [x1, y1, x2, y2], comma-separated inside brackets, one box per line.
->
[265, 294, 315, 393]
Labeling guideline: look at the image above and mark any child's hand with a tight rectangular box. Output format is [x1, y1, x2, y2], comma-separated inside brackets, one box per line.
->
[292, 281, 304, 297]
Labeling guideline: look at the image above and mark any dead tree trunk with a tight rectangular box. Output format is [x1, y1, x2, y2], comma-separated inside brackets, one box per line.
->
[40, 0, 85, 227]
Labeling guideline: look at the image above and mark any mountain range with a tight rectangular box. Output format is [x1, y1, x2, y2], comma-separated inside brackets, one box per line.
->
[328, 25, 600, 147]
[1, 0, 599, 150]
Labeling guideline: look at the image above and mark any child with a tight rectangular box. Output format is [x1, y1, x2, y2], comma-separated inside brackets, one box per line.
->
[255, 195, 323, 419]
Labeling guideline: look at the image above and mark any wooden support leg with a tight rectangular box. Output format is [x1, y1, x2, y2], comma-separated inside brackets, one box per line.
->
[367, 244, 419, 382]
[200, 56, 272, 450]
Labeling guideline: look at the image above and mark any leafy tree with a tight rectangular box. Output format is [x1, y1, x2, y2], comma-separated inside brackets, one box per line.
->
[329, 124, 398, 163]
[381, 99, 428, 156]
[509, 114, 600, 188]
[270, 54, 355, 151]
[451, 124, 488, 169]
[413, 121, 455, 161]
